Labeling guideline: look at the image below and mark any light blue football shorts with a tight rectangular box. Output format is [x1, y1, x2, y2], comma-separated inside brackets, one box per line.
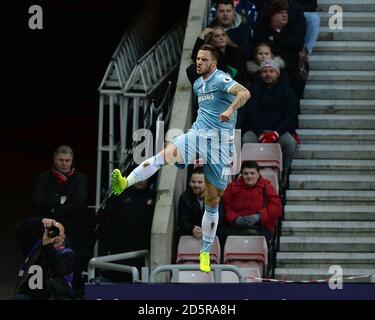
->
[171, 128, 234, 190]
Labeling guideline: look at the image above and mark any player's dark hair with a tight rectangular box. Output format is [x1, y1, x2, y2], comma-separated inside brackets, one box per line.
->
[199, 44, 219, 61]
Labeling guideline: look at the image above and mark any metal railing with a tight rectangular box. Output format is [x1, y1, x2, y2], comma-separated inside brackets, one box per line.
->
[150, 264, 247, 283]
[88, 250, 150, 283]
[123, 23, 185, 95]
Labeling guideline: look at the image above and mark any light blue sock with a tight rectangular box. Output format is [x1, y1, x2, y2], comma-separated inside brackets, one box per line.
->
[200, 205, 219, 253]
[126, 153, 164, 187]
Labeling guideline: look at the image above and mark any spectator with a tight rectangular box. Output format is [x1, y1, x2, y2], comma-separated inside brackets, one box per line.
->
[33, 145, 89, 294]
[206, 0, 253, 58]
[98, 179, 155, 282]
[13, 217, 74, 300]
[244, 41, 285, 86]
[177, 167, 206, 239]
[187, 26, 247, 85]
[242, 59, 298, 184]
[223, 161, 282, 246]
[254, 0, 306, 99]
[293, 0, 320, 72]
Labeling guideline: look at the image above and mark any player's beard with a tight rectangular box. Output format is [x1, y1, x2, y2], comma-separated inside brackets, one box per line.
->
[199, 62, 214, 78]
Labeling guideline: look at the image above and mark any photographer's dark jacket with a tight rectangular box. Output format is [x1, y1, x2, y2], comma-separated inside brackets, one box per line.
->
[33, 169, 89, 259]
[14, 217, 75, 299]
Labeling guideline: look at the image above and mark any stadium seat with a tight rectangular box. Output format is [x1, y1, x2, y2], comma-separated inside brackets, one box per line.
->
[223, 235, 268, 276]
[176, 235, 221, 264]
[221, 267, 261, 283]
[260, 168, 279, 194]
[241, 143, 283, 179]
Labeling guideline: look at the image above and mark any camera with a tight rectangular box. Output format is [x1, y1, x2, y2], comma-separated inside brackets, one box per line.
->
[47, 226, 60, 238]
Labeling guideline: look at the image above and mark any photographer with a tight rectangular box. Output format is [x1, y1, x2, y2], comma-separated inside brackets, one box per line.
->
[13, 217, 75, 300]
[33, 145, 89, 294]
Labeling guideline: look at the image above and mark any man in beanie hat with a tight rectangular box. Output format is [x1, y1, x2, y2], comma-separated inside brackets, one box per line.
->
[242, 58, 298, 186]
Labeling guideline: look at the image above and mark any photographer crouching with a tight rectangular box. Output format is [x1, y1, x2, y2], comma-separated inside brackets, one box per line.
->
[12, 218, 75, 300]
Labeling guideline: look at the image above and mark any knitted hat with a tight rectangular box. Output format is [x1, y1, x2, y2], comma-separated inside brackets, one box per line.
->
[260, 59, 280, 73]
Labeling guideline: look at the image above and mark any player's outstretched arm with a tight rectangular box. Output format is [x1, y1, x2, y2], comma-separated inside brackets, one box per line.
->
[220, 83, 251, 122]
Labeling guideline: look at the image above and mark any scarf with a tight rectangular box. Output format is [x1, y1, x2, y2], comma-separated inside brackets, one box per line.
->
[51, 166, 75, 185]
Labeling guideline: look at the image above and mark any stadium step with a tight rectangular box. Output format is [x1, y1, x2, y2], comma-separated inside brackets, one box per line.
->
[274, 267, 375, 282]
[308, 70, 375, 82]
[281, 221, 375, 237]
[286, 190, 375, 205]
[298, 115, 375, 129]
[313, 41, 375, 53]
[308, 55, 375, 71]
[296, 129, 375, 145]
[294, 144, 375, 160]
[279, 236, 375, 252]
[318, 27, 375, 41]
[291, 159, 375, 174]
[303, 83, 375, 99]
[300, 99, 375, 115]
[318, 12, 375, 27]
[277, 252, 375, 268]
[276, 0, 375, 282]
[284, 205, 375, 221]
[289, 174, 375, 190]
[318, 0, 375, 13]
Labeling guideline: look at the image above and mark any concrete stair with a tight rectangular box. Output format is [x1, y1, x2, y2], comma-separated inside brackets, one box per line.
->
[318, 27, 375, 41]
[275, 0, 375, 283]
[308, 55, 375, 71]
[279, 236, 375, 252]
[284, 205, 375, 221]
[308, 71, 375, 82]
[304, 83, 375, 99]
[289, 174, 375, 190]
[295, 144, 375, 160]
[277, 252, 375, 269]
[281, 221, 375, 236]
[291, 159, 375, 174]
[318, 0, 375, 12]
[298, 115, 375, 129]
[314, 41, 375, 53]
[318, 12, 375, 27]
[274, 268, 374, 282]
[296, 129, 375, 145]
[300, 99, 375, 115]
[286, 190, 375, 205]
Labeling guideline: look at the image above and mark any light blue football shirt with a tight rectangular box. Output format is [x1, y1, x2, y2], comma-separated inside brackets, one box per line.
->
[192, 69, 237, 135]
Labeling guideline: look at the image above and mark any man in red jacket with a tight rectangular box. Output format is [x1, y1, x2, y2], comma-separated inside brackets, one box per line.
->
[223, 160, 282, 246]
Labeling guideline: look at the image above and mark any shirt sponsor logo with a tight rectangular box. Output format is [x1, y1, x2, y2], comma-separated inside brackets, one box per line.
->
[198, 93, 214, 102]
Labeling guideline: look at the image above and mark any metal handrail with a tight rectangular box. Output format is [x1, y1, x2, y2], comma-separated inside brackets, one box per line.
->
[88, 250, 150, 282]
[123, 23, 185, 95]
[149, 264, 247, 283]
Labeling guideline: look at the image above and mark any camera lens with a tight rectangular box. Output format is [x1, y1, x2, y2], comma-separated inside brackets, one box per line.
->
[47, 226, 60, 238]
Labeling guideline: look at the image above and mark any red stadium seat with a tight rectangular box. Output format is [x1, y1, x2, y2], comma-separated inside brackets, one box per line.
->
[224, 235, 268, 276]
[221, 267, 261, 283]
[260, 168, 279, 194]
[241, 143, 283, 179]
[176, 235, 221, 264]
